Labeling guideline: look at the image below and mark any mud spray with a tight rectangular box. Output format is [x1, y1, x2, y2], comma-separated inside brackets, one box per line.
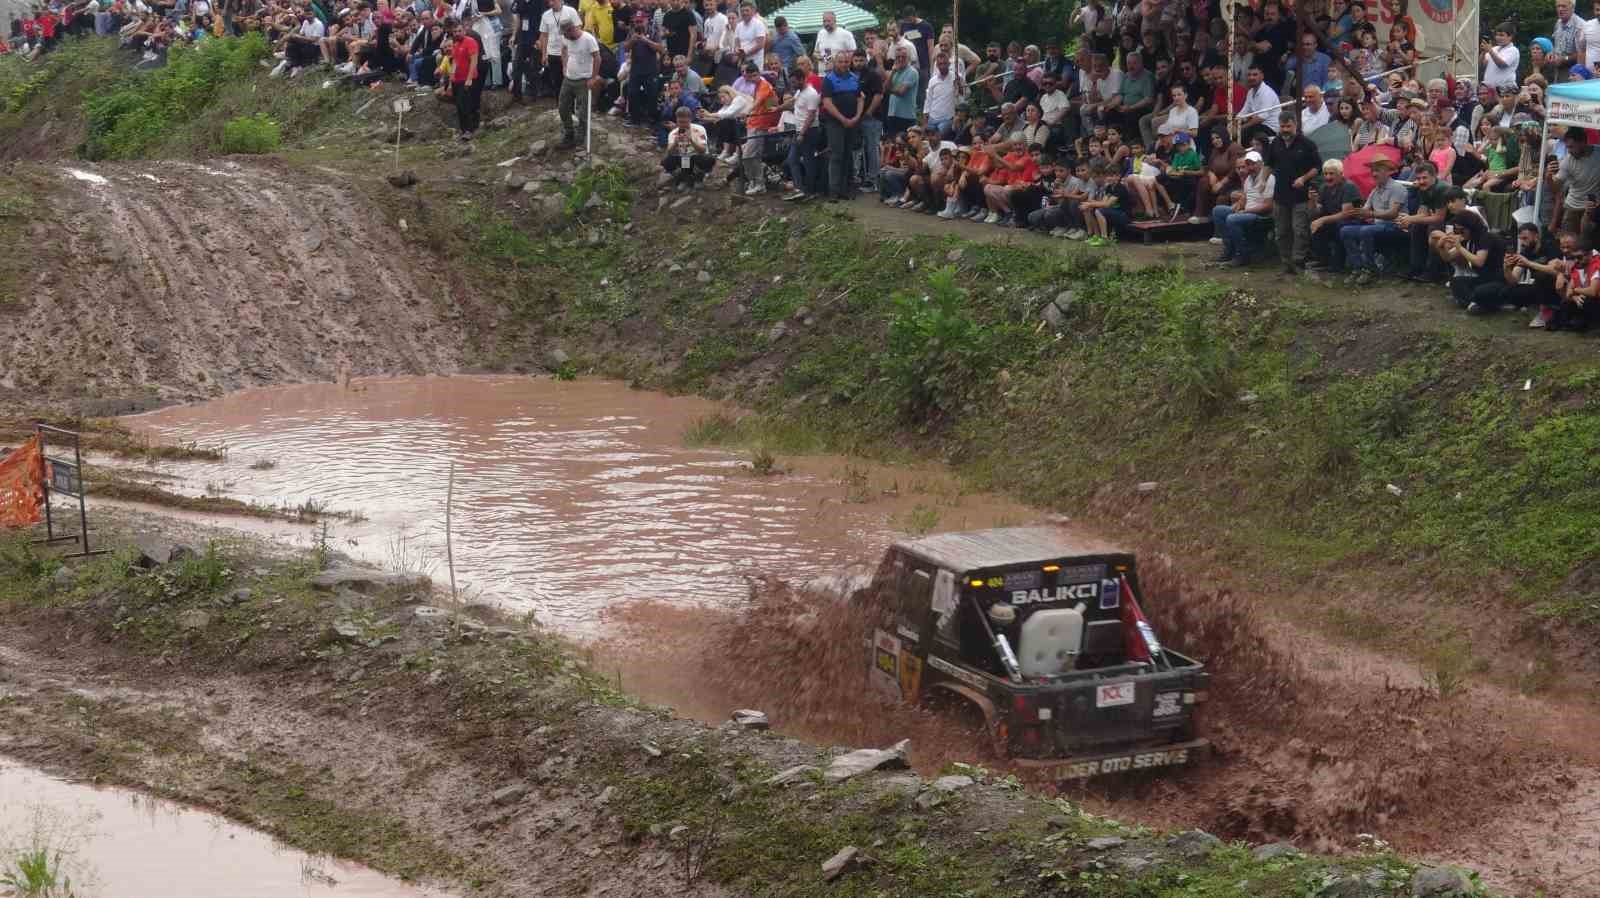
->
[597, 556, 1578, 862]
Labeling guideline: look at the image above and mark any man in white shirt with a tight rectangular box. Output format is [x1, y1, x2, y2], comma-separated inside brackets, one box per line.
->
[1038, 73, 1070, 148]
[558, 20, 601, 146]
[812, 10, 855, 68]
[699, 0, 726, 68]
[1237, 63, 1281, 142]
[663, 105, 714, 186]
[1481, 21, 1520, 89]
[1299, 84, 1329, 135]
[1211, 149, 1275, 266]
[281, 12, 325, 70]
[732, 0, 766, 68]
[1078, 53, 1121, 134]
[539, 0, 582, 98]
[923, 49, 964, 134]
[782, 69, 822, 199]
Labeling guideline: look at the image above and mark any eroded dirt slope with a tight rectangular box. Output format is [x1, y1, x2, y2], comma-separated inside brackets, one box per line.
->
[3, 160, 461, 408]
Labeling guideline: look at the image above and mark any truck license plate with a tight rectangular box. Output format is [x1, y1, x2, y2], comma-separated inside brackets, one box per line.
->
[1059, 747, 1192, 779]
[1095, 682, 1135, 708]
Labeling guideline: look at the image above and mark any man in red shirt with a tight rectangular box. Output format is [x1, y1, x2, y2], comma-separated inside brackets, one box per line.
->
[449, 17, 483, 139]
[1198, 62, 1244, 151]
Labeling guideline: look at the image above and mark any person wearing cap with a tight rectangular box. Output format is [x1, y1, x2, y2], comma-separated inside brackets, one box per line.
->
[1571, 64, 1595, 81]
[1339, 154, 1407, 286]
[1265, 109, 1321, 275]
[1210, 148, 1275, 267]
[1531, 37, 1559, 85]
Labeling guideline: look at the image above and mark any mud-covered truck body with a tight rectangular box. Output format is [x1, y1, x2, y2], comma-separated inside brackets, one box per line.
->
[863, 527, 1209, 779]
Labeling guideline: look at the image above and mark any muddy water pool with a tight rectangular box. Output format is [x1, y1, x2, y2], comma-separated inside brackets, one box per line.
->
[0, 758, 448, 897]
[124, 376, 1047, 634]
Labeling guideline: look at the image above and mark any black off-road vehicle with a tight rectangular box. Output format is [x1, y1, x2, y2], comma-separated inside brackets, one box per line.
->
[862, 527, 1209, 779]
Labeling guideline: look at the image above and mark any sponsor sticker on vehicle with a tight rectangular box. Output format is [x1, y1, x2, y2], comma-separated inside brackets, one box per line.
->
[1057, 747, 1192, 779]
[1152, 691, 1183, 718]
[1095, 681, 1135, 708]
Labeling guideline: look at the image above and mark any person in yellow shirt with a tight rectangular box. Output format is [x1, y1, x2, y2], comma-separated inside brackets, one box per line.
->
[584, 0, 614, 47]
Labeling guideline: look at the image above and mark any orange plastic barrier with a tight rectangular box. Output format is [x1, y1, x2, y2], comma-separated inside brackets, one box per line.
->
[0, 434, 46, 528]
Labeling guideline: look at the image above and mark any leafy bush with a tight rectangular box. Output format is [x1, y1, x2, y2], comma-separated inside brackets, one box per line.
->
[878, 266, 1018, 423]
[84, 33, 270, 159]
[219, 113, 281, 154]
[564, 163, 633, 220]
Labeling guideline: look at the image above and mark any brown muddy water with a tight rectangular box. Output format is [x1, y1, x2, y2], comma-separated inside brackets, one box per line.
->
[0, 757, 449, 897]
[125, 375, 1046, 633]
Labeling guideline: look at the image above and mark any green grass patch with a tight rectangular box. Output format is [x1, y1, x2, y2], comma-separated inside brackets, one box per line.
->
[219, 112, 282, 154]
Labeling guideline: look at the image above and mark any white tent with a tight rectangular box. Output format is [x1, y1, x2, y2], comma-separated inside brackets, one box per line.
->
[1533, 81, 1600, 225]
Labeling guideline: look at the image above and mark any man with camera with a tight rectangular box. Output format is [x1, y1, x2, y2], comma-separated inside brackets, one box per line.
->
[662, 105, 714, 187]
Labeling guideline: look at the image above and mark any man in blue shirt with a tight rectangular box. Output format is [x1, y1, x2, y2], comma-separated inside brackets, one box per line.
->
[1284, 31, 1329, 94]
[769, 15, 803, 71]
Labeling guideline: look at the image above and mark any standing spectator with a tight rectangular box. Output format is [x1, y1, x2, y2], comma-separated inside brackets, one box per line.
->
[886, 46, 920, 136]
[660, 0, 696, 60]
[698, 0, 726, 70]
[1340, 155, 1407, 285]
[811, 11, 853, 69]
[1550, 127, 1600, 247]
[1249, 1, 1293, 89]
[821, 49, 863, 200]
[585, 0, 615, 46]
[539, 0, 582, 98]
[1265, 109, 1320, 274]
[1307, 157, 1361, 272]
[925, 49, 964, 135]
[622, 8, 662, 126]
[1211, 150, 1274, 266]
[448, 16, 483, 138]
[768, 14, 800, 70]
[1480, 22, 1519, 92]
[732, 0, 764, 67]
[1553, 0, 1585, 81]
[855, 47, 887, 193]
[557, 19, 600, 146]
[783, 65, 822, 200]
[739, 60, 779, 193]
[511, 0, 539, 97]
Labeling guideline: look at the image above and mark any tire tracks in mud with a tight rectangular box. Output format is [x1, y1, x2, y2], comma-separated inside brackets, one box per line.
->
[4, 161, 461, 404]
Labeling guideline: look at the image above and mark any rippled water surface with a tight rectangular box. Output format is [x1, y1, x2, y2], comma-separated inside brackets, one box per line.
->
[0, 758, 448, 897]
[128, 376, 1044, 632]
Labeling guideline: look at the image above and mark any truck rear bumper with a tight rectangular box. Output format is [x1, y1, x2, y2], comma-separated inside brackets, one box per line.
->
[1012, 738, 1211, 780]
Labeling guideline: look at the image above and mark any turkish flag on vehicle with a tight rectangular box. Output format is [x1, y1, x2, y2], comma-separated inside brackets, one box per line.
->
[1120, 575, 1162, 664]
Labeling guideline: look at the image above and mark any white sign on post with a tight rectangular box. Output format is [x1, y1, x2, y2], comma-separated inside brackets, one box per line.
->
[391, 97, 412, 166]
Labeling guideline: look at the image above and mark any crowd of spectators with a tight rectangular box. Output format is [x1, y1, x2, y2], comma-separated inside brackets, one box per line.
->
[14, 0, 1600, 331]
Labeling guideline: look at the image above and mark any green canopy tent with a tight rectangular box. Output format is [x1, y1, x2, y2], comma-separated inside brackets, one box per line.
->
[764, 0, 879, 35]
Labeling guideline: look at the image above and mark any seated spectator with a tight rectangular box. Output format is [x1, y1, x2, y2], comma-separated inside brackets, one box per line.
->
[672, 54, 704, 94]
[1210, 149, 1273, 266]
[1125, 140, 1176, 219]
[1469, 223, 1556, 317]
[1081, 161, 1132, 245]
[1189, 128, 1243, 224]
[1307, 157, 1361, 273]
[1549, 231, 1600, 330]
[1339, 154, 1406, 285]
[661, 105, 713, 187]
[699, 84, 752, 164]
[1026, 157, 1092, 236]
[1428, 188, 1496, 306]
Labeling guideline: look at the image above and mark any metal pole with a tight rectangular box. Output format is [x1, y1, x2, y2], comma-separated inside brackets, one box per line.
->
[73, 431, 89, 556]
[585, 83, 593, 156]
[395, 108, 404, 167]
[36, 425, 53, 543]
[1534, 115, 1551, 234]
[445, 459, 458, 604]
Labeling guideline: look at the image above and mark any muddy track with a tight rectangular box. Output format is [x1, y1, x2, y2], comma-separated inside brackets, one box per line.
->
[3, 161, 461, 407]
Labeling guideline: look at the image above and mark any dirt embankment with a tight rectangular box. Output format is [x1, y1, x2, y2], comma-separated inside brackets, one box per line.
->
[1, 160, 461, 410]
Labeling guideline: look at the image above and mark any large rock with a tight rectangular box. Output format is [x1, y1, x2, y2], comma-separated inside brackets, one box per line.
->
[491, 783, 529, 806]
[821, 846, 864, 881]
[730, 709, 769, 730]
[765, 765, 818, 787]
[134, 538, 196, 568]
[177, 609, 211, 631]
[929, 775, 974, 793]
[309, 565, 426, 594]
[1167, 830, 1222, 859]
[823, 740, 910, 783]
[1086, 836, 1126, 851]
[1410, 866, 1473, 897]
[1251, 842, 1300, 862]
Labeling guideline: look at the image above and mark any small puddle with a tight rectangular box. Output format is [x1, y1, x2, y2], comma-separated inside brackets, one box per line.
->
[0, 757, 448, 897]
[124, 376, 1049, 633]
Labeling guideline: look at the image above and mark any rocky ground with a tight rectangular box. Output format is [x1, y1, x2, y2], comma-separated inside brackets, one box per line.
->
[0, 510, 1485, 898]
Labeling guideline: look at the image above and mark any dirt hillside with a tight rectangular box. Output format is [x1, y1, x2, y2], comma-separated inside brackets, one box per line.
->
[1, 160, 461, 410]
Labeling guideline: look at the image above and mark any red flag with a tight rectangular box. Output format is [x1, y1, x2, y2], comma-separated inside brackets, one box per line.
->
[1119, 576, 1161, 663]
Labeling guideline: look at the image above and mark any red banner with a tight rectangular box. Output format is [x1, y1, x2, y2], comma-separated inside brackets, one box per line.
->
[0, 435, 47, 528]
